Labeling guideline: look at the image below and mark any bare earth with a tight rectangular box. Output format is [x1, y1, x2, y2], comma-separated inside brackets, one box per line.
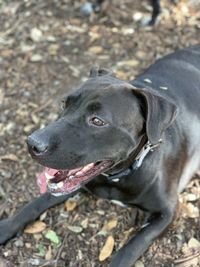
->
[0, 0, 200, 266]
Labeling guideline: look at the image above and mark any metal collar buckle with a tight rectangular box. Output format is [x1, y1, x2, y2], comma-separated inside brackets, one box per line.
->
[133, 139, 162, 170]
[106, 139, 162, 182]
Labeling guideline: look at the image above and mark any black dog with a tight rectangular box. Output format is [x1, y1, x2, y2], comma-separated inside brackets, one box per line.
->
[1, 45, 200, 266]
[81, 0, 179, 25]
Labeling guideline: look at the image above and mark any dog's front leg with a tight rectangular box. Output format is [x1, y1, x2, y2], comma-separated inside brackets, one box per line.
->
[0, 191, 78, 244]
[109, 205, 176, 267]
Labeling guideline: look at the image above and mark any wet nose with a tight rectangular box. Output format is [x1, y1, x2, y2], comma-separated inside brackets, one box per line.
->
[27, 135, 49, 155]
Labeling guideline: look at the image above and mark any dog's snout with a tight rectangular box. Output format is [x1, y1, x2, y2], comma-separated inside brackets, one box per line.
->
[27, 135, 49, 155]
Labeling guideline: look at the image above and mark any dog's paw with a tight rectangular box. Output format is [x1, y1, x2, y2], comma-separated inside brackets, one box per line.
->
[0, 218, 18, 244]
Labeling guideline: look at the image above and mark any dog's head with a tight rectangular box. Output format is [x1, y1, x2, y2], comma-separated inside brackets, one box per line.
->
[27, 67, 177, 195]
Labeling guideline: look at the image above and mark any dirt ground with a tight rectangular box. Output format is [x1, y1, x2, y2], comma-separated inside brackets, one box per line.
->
[0, 0, 200, 266]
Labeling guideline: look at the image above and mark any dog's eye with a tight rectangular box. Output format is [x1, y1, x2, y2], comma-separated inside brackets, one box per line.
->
[90, 117, 106, 126]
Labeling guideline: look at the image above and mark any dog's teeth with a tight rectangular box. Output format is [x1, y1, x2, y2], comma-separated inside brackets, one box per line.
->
[69, 175, 75, 179]
[76, 171, 84, 176]
[112, 178, 119, 182]
[45, 172, 54, 180]
[82, 165, 92, 172]
[87, 163, 94, 168]
[57, 182, 64, 188]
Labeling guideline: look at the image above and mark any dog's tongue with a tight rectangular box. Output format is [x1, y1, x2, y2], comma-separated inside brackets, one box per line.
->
[37, 168, 58, 194]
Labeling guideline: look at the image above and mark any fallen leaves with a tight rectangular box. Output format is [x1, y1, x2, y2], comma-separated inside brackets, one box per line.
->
[115, 70, 130, 80]
[87, 46, 103, 54]
[117, 59, 139, 67]
[0, 154, 18, 162]
[135, 260, 145, 267]
[45, 246, 52, 260]
[179, 179, 200, 219]
[67, 225, 83, 234]
[97, 218, 118, 236]
[65, 199, 77, 211]
[44, 230, 61, 246]
[30, 54, 43, 62]
[102, 218, 118, 232]
[188, 238, 200, 249]
[119, 227, 134, 249]
[99, 236, 115, 261]
[181, 202, 199, 218]
[175, 238, 200, 267]
[24, 221, 47, 234]
[0, 0, 200, 267]
[37, 244, 46, 257]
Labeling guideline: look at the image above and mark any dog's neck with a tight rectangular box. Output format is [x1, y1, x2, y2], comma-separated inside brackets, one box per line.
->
[105, 135, 162, 182]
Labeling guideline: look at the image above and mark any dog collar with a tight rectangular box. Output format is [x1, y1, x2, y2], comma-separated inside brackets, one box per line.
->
[105, 138, 162, 182]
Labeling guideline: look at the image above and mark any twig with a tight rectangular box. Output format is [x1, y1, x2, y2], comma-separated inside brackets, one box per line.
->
[33, 99, 53, 114]
[55, 233, 68, 267]
[174, 251, 200, 264]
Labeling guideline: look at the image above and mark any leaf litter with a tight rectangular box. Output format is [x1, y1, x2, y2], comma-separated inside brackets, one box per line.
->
[0, 0, 199, 267]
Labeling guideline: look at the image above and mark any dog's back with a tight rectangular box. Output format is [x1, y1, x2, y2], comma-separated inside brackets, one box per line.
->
[132, 45, 200, 111]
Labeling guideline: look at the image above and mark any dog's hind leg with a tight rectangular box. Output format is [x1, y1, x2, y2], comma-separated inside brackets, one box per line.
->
[0, 191, 78, 244]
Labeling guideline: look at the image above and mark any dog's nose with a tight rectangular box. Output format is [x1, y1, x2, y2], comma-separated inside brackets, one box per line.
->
[27, 135, 49, 155]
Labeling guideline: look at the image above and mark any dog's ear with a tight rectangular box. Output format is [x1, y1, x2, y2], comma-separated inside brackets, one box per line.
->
[134, 88, 178, 143]
[89, 66, 115, 77]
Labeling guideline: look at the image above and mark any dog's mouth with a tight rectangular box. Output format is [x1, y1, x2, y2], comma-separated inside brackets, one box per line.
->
[37, 160, 113, 196]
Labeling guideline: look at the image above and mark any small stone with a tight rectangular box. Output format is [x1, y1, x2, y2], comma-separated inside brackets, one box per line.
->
[30, 28, 43, 42]
[25, 243, 32, 248]
[14, 239, 24, 247]
[80, 2, 94, 16]
[133, 12, 143, 22]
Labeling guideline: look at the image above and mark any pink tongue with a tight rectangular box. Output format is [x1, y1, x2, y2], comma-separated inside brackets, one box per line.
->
[37, 168, 59, 194]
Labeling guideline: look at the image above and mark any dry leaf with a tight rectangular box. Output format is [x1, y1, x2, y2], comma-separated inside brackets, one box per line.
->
[181, 192, 198, 202]
[65, 199, 77, 211]
[23, 124, 35, 133]
[119, 227, 134, 248]
[135, 260, 145, 267]
[188, 238, 200, 249]
[0, 49, 13, 57]
[0, 154, 18, 161]
[81, 218, 89, 229]
[115, 70, 130, 80]
[67, 225, 83, 233]
[44, 230, 61, 245]
[117, 59, 139, 67]
[175, 256, 199, 267]
[181, 202, 199, 218]
[88, 46, 103, 54]
[102, 218, 118, 231]
[99, 236, 115, 261]
[24, 221, 46, 234]
[30, 54, 43, 62]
